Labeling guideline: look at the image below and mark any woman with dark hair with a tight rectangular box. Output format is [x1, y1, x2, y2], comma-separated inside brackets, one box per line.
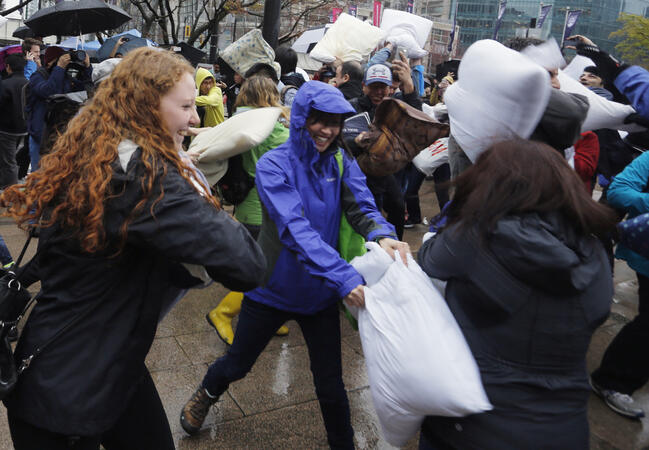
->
[417, 138, 617, 449]
[181, 81, 408, 448]
[1, 47, 265, 448]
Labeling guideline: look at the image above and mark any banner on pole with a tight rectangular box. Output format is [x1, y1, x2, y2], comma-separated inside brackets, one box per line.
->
[448, 1, 458, 52]
[348, 5, 357, 17]
[537, 4, 552, 28]
[373, 1, 382, 26]
[332, 7, 343, 22]
[563, 9, 582, 41]
[492, 0, 507, 40]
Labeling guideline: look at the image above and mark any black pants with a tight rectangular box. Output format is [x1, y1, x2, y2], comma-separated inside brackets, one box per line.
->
[366, 174, 404, 240]
[592, 272, 649, 395]
[8, 369, 174, 450]
[202, 297, 354, 449]
[0, 131, 19, 188]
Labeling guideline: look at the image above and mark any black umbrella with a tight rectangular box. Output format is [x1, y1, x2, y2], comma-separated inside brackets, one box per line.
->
[166, 42, 207, 66]
[12, 25, 35, 39]
[25, 0, 131, 37]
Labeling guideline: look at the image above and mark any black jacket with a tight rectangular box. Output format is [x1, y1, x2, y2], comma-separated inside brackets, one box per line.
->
[338, 79, 363, 100]
[5, 149, 266, 435]
[417, 212, 612, 450]
[0, 72, 28, 134]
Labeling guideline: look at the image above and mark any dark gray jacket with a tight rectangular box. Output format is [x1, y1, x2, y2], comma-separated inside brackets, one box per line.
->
[5, 148, 266, 435]
[417, 212, 612, 450]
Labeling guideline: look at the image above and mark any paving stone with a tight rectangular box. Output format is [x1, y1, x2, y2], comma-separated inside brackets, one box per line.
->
[226, 342, 368, 416]
[145, 335, 192, 372]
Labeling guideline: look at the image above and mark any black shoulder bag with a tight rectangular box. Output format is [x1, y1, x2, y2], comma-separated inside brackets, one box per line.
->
[0, 233, 99, 400]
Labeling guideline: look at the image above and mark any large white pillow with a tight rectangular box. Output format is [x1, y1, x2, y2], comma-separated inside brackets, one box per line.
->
[309, 13, 386, 63]
[189, 107, 283, 185]
[444, 40, 551, 162]
[557, 71, 644, 133]
[381, 9, 433, 59]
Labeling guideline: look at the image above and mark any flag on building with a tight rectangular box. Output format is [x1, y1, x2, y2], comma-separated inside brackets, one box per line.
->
[448, 1, 458, 52]
[563, 9, 582, 42]
[373, 1, 382, 26]
[332, 7, 343, 22]
[492, 0, 507, 40]
[537, 4, 552, 28]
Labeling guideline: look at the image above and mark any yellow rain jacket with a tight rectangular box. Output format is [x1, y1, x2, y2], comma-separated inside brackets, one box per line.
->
[195, 68, 225, 127]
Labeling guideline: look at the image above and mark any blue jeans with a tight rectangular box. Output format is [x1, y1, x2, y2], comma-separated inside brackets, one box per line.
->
[0, 234, 12, 266]
[202, 297, 354, 449]
[28, 135, 40, 172]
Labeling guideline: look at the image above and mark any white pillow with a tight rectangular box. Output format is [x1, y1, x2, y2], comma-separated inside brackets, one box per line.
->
[380, 9, 433, 49]
[189, 107, 283, 185]
[445, 40, 551, 162]
[557, 71, 644, 133]
[309, 13, 386, 63]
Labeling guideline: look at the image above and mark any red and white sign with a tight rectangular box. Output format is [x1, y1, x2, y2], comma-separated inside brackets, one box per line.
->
[373, 1, 382, 26]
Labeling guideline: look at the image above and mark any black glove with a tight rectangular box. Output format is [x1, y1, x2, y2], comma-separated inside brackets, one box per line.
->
[624, 112, 649, 129]
[575, 42, 628, 84]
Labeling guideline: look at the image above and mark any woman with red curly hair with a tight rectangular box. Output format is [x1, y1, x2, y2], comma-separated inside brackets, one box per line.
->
[1, 48, 265, 449]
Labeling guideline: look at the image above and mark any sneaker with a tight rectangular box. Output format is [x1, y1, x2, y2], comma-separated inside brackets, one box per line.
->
[590, 377, 645, 419]
[2, 261, 15, 270]
[404, 218, 419, 229]
[180, 386, 218, 435]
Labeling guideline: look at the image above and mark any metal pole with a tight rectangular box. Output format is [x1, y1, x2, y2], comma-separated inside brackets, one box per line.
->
[209, 19, 218, 63]
[560, 6, 569, 47]
[262, 0, 280, 49]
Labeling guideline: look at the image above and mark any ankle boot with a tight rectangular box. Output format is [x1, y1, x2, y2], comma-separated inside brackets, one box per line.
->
[206, 292, 243, 345]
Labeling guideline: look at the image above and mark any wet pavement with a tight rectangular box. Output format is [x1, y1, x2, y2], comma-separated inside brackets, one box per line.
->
[0, 179, 648, 449]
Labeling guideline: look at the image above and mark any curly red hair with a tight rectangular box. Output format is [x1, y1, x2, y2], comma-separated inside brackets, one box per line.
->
[1, 48, 219, 253]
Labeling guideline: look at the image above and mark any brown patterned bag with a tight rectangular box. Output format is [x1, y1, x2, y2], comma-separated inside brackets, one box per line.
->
[356, 98, 449, 177]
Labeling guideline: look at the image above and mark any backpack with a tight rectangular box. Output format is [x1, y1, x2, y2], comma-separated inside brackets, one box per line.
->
[216, 153, 255, 205]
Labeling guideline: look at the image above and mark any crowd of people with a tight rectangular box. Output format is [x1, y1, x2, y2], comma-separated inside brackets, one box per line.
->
[0, 26, 647, 450]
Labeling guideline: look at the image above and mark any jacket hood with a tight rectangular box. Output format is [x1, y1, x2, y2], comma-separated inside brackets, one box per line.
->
[289, 81, 356, 162]
[195, 68, 214, 90]
[488, 212, 604, 296]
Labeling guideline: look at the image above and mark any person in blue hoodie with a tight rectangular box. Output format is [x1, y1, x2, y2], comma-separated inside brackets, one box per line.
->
[590, 150, 649, 420]
[181, 81, 408, 447]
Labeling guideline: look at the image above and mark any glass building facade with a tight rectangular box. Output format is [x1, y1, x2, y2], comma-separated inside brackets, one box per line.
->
[451, 0, 649, 54]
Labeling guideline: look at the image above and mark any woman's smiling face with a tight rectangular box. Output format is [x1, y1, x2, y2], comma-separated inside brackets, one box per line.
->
[305, 110, 342, 152]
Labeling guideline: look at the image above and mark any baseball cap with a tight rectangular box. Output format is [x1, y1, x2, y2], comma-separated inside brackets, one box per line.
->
[365, 64, 392, 86]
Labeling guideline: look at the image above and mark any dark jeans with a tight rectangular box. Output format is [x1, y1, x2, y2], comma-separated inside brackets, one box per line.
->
[16, 136, 30, 180]
[202, 297, 354, 449]
[0, 132, 19, 188]
[366, 174, 404, 240]
[396, 163, 451, 224]
[592, 272, 649, 395]
[0, 233, 13, 265]
[8, 369, 174, 450]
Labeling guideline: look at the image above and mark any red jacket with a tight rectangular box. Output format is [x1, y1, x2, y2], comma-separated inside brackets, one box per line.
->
[574, 131, 599, 192]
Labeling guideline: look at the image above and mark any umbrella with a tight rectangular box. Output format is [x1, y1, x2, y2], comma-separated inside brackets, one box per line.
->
[12, 25, 35, 39]
[167, 42, 206, 66]
[291, 24, 332, 54]
[25, 0, 131, 37]
[0, 44, 23, 72]
[59, 36, 101, 50]
[96, 33, 150, 61]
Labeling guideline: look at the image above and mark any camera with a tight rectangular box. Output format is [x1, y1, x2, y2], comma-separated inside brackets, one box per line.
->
[67, 49, 86, 64]
[122, 37, 130, 43]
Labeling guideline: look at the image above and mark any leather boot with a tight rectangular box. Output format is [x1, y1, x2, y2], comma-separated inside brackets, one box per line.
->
[206, 291, 243, 345]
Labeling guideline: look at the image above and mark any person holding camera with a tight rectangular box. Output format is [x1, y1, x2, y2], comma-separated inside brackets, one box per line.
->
[24, 46, 92, 172]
